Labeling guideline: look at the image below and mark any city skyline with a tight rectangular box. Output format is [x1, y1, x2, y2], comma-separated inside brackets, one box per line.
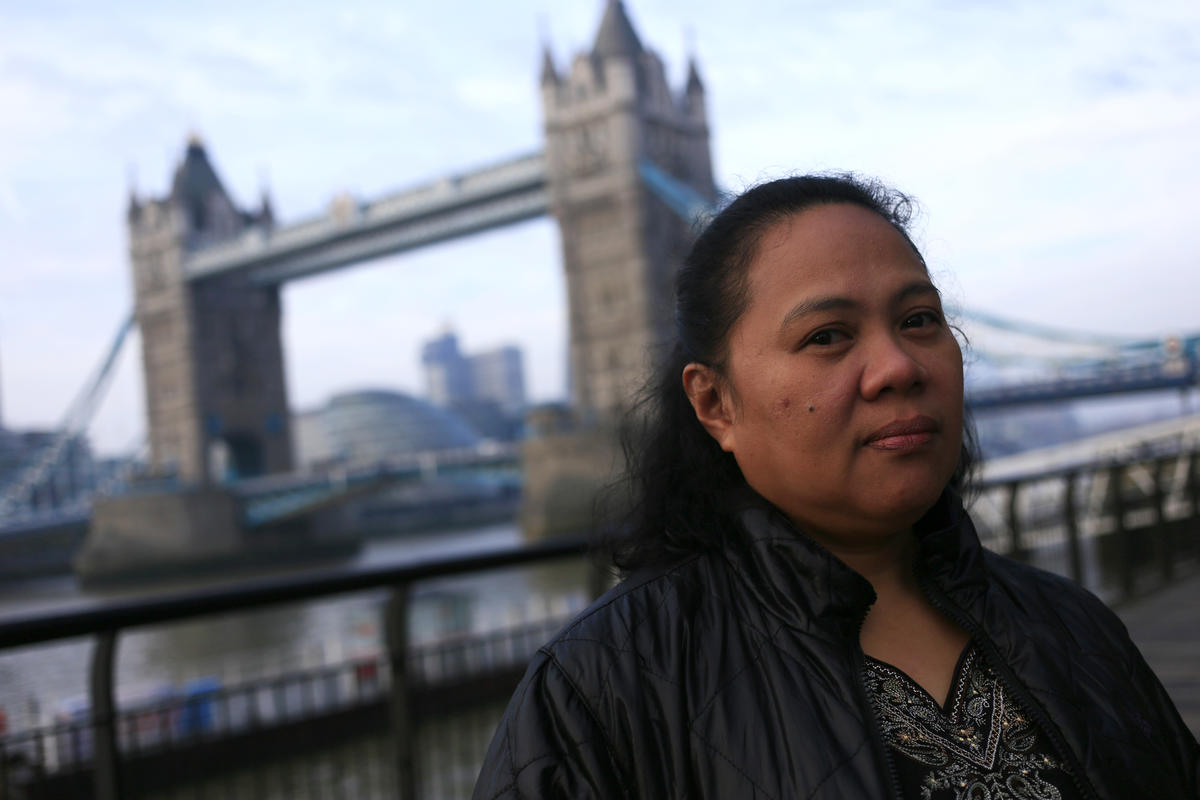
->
[2, 0, 1198, 454]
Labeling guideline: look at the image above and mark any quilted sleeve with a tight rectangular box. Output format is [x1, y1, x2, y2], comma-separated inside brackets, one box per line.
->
[472, 652, 628, 800]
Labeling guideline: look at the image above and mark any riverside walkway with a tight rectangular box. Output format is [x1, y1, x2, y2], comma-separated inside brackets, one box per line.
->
[1119, 571, 1200, 738]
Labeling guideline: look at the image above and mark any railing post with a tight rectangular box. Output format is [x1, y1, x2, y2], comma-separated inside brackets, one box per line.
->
[1063, 471, 1083, 585]
[1190, 451, 1200, 525]
[28, 696, 47, 797]
[1188, 451, 1200, 563]
[1109, 464, 1135, 601]
[1154, 458, 1173, 583]
[90, 630, 121, 800]
[385, 584, 416, 800]
[1006, 480, 1026, 561]
[589, 561, 612, 601]
[0, 732, 8, 800]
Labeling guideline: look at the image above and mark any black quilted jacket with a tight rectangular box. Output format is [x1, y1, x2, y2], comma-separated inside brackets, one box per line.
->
[473, 491, 1199, 799]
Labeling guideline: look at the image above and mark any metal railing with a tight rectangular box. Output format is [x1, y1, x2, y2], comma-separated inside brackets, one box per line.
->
[969, 448, 1200, 603]
[1, 448, 1197, 799]
[0, 536, 603, 800]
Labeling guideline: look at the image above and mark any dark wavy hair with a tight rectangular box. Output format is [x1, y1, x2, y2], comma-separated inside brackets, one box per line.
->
[603, 173, 979, 573]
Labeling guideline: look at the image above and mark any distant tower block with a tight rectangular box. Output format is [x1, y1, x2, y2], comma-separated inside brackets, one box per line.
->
[127, 137, 290, 483]
[541, 0, 715, 422]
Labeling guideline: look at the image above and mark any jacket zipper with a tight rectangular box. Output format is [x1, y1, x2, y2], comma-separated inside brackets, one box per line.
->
[852, 604, 905, 800]
[914, 570, 1103, 800]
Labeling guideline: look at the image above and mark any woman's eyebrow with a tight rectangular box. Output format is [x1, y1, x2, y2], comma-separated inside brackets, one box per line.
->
[778, 296, 856, 333]
[894, 280, 942, 305]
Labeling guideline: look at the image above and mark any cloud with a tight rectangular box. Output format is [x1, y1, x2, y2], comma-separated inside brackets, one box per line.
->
[0, 182, 25, 223]
[455, 76, 535, 113]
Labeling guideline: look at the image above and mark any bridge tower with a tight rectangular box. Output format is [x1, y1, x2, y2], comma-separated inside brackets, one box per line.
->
[541, 0, 715, 422]
[522, 1, 716, 536]
[127, 136, 292, 483]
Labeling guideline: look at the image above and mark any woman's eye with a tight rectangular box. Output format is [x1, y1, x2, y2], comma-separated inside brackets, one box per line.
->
[807, 329, 847, 347]
[902, 311, 942, 329]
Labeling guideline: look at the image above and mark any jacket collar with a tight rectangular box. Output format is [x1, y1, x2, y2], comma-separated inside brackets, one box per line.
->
[723, 485, 989, 635]
[911, 488, 990, 606]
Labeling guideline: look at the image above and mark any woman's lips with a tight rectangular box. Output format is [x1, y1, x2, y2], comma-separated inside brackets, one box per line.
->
[864, 416, 939, 451]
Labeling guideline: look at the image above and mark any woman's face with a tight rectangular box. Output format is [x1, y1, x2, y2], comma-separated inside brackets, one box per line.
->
[686, 203, 963, 547]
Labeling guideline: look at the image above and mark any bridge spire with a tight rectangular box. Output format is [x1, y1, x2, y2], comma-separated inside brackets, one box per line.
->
[168, 135, 241, 240]
[126, 183, 142, 225]
[685, 55, 704, 94]
[126, 161, 139, 217]
[540, 43, 559, 86]
[592, 0, 643, 59]
[256, 167, 275, 228]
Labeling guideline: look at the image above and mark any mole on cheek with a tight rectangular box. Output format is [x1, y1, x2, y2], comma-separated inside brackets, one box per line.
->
[808, 405, 815, 413]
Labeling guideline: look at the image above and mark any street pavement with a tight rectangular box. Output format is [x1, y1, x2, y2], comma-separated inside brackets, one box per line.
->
[1118, 570, 1200, 739]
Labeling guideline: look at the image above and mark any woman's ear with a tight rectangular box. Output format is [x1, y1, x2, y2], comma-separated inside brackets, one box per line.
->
[682, 363, 736, 452]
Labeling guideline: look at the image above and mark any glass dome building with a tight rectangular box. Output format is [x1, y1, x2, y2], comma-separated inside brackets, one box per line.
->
[293, 389, 481, 468]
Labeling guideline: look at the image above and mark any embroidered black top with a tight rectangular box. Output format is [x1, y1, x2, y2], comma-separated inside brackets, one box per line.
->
[865, 642, 1087, 800]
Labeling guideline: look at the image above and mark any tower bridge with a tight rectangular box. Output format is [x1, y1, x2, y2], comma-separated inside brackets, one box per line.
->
[127, 0, 712, 489]
[41, 0, 715, 576]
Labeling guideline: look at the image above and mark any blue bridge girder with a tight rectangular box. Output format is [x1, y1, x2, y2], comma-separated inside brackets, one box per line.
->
[0, 445, 520, 546]
[234, 444, 520, 527]
[967, 358, 1197, 410]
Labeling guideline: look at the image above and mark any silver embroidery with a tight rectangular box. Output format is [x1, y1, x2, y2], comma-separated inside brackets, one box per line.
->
[866, 646, 1072, 800]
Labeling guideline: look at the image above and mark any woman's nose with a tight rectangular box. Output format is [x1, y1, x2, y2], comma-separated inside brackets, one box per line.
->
[859, 334, 926, 399]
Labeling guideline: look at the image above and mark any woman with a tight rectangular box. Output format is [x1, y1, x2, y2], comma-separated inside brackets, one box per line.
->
[473, 175, 1198, 799]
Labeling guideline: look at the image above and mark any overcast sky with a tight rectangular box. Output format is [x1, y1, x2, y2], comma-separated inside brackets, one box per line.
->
[1, 0, 1198, 455]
